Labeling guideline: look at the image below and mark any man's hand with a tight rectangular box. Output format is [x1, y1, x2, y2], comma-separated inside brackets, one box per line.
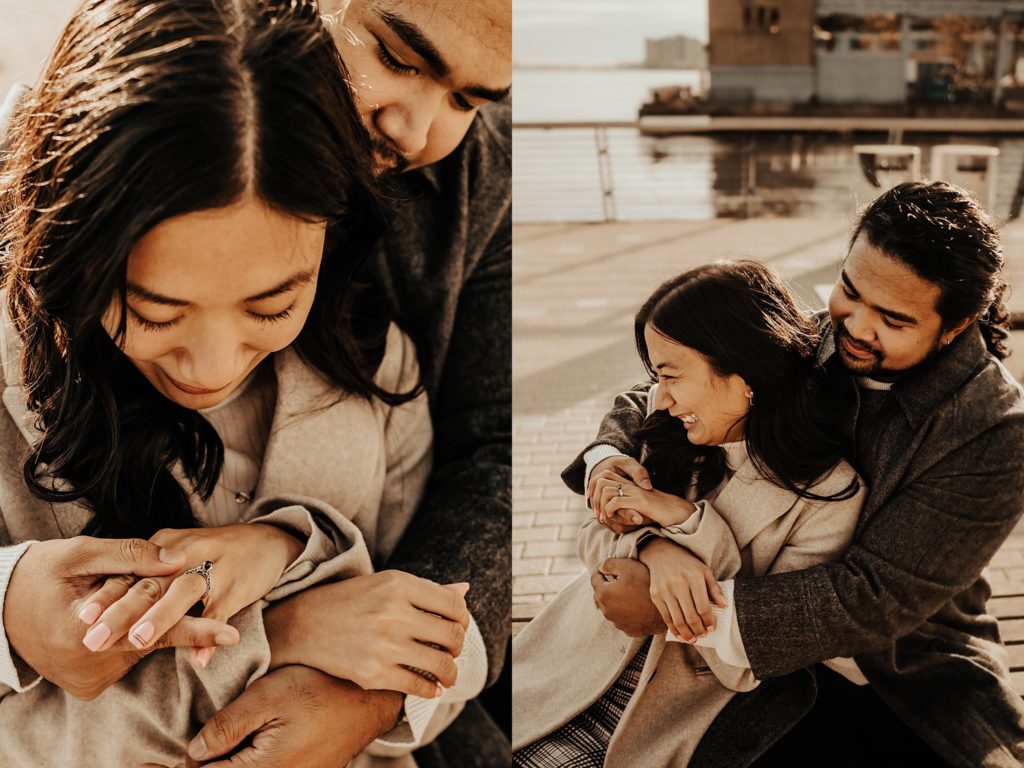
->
[590, 557, 665, 637]
[5, 536, 239, 700]
[264, 571, 468, 698]
[143, 665, 404, 768]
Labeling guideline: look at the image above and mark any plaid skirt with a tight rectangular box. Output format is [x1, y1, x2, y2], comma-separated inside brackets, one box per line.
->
[513, 638, 651, 768]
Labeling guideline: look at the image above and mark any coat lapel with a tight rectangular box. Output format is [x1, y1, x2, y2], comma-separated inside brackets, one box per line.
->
[713, 454, 800, 551]
[253, 348, 381, 521]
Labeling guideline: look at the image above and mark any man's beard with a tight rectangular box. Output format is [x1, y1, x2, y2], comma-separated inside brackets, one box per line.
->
[834, 323, 942, 381]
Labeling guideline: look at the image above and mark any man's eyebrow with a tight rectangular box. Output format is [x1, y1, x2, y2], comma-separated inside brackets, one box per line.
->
[841, 270, 918, 325]
[378, 10, 449, 77]
[127, 270, 315, 307]
[377, 9, 511, 103]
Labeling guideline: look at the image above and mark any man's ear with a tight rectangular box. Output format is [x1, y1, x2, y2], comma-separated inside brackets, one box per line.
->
[940, 316, 974, 347]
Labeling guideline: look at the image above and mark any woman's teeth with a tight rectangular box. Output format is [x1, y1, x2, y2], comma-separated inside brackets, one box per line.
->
[680, 414, 698, 424]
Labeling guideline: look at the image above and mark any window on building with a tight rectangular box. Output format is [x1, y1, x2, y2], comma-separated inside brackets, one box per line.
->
[769, 8, 780, 34]
[743, 6, 752, 28]
[757, 6, 766, 27]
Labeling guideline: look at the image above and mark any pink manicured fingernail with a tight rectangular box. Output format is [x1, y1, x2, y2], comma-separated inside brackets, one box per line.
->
[214, 630, 237, 646]
[78, 602, 102, 625]
[83, 623, 111, 651]
[195, 647, 213, 667]
[129, 621, 155, 649]
[434, 684, 445, 698]
[631, 515, 642, 524]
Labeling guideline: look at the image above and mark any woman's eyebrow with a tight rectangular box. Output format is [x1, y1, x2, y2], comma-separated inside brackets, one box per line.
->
[126, 270, 315, 307]
[243, 270, 316, 303]
[126, 282, 189, 307]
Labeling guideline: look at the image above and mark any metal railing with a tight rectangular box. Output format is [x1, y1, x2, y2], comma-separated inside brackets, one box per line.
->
[512, 122, 1024, 224]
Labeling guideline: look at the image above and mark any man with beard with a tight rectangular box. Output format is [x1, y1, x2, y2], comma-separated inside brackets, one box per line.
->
[0, 0, 511, 766]
[569, 182, 1024, 766]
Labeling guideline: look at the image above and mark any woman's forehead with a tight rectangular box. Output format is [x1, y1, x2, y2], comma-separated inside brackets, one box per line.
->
[126, 199, 325, 303]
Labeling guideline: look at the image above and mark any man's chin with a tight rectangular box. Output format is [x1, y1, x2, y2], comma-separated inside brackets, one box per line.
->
[837, 347, 882, 375]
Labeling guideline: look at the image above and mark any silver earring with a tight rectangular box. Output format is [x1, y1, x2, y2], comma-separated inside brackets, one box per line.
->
[746, 390, 754, 406]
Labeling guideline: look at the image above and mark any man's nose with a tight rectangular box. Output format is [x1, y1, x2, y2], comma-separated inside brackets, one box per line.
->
[374, 90, 441, 157]
[844, 308, 874, 343]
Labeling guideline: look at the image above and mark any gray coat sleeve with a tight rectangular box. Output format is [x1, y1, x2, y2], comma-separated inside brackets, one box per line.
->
[735, 412, 1024, 678]
[561, 381, 652, 494]
[383, 223, 511, 686]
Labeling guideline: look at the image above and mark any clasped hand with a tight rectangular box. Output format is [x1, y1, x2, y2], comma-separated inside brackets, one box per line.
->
[265, 570, 470, 699]
[588, 461, 696, 531]
[5, 536, 241, 701]
[76, 523, 304, 666]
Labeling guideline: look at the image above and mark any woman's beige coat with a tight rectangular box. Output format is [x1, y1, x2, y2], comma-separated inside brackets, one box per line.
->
[513, 442, 866, 767]
[0, 316, 449, 767]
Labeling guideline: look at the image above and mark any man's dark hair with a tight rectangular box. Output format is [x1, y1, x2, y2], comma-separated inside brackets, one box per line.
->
[851, 181, 1010, 360]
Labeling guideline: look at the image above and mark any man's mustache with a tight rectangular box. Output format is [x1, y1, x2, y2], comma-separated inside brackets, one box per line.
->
[837, 325, 882, 359]
[371, 136, 408, 173]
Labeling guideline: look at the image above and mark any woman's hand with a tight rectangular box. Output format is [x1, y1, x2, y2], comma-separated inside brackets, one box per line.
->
[593, 474, 696, 528]
[76, 523, 303, 664]
[263, 571, 469, 699]
[638, 538, 726, 642]
[6, 536, 239, 701]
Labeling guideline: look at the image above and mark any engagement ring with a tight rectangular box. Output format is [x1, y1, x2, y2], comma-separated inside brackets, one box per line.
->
[183, 560, 214, 603]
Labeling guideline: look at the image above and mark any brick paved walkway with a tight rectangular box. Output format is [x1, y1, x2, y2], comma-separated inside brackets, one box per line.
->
[513, 218, 1024, 628]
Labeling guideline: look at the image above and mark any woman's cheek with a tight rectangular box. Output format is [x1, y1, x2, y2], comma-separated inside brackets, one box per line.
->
[120, 330, 176, 362]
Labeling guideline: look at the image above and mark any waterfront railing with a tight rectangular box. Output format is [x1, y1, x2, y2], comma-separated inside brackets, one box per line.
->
[512, 122, 1024, 224]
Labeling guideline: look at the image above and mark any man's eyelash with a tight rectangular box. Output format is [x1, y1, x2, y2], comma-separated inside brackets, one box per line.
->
[453, 94, 475, 112]
[375, 40, 415, 74]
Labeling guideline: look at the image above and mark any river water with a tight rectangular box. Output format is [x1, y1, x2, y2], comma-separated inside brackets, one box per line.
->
[512, 68, 1024, 223]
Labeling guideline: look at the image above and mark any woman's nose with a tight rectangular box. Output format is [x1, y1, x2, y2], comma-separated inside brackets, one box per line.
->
[176, 333, 244, 391]
[653, 382, 673, 411]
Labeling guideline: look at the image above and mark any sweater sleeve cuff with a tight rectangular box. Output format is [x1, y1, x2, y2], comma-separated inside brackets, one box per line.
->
[246, 505, 338, 597]
[374, 613, 488, 749]
[583, 444, 627, 497]
[669, 580, 751, 669]
[0, 541, 45, 692]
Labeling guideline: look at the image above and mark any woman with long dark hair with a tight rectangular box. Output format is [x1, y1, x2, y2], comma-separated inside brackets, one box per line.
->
[0, 0, 473, 763]
[513, 261, 866, 767]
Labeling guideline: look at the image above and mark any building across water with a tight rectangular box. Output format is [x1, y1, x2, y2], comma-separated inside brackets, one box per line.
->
[707, 0, 1024, 108]
[644, 34, 707, 70]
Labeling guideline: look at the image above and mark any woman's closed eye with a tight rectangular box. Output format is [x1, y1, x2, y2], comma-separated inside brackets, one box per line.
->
[247, 301, 296, 327]
[128, 301, 297, 331]
[128, 306, 181, 331]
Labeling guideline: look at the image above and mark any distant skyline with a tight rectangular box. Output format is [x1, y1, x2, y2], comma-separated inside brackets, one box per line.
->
[514, 0, 708, 67]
